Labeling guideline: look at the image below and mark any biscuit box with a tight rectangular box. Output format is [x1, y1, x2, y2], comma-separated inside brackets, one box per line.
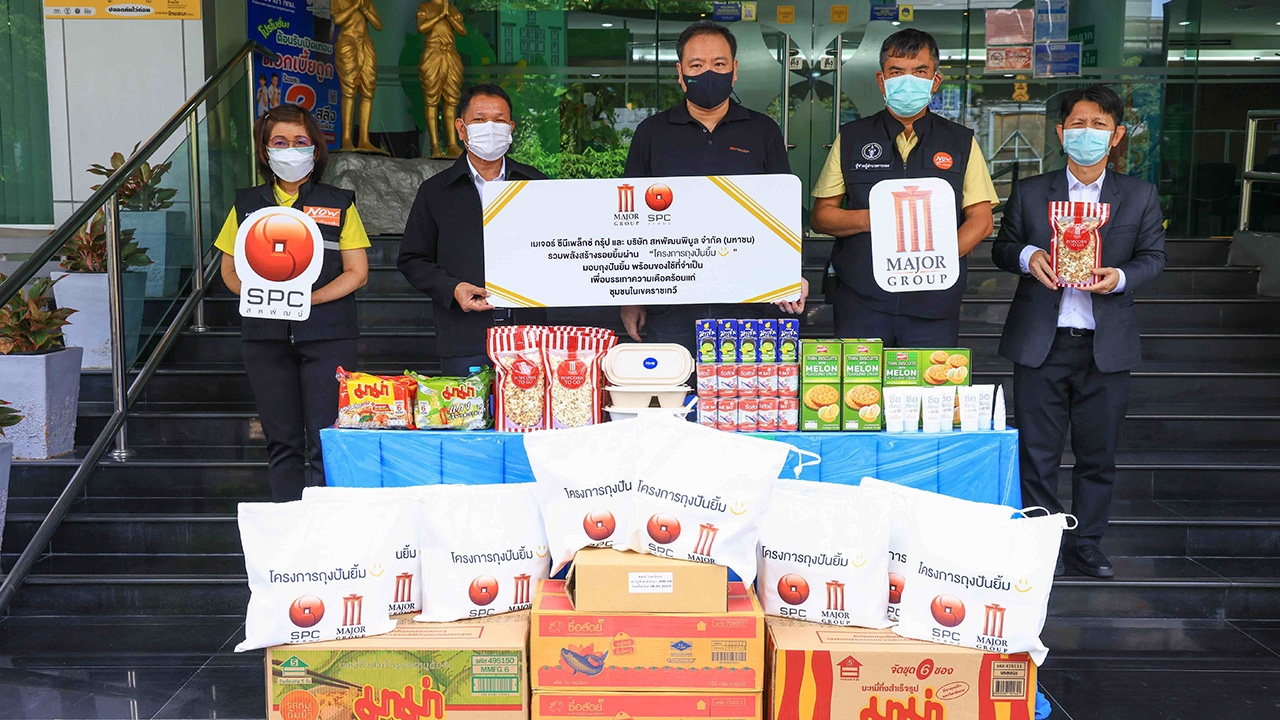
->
[842, 339, 883, 431]
[565, 548, 728, 614]
[696, 319, 718, 364]
[530, 579, 766, 692]
[883, 348, 972, 387]
[265, 613, 528, 720]
[801, 340, 841, 380]
[717, 319, 739, 362]
[779, 319, 800, 363]
[766, 619, 1036, 720]
[801, 381, 842, 432]
[533, 691, 762, 720]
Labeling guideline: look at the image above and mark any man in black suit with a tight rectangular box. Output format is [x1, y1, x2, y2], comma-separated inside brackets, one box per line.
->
[399, 84, 547, 375]
[992, 85, 1166, 579]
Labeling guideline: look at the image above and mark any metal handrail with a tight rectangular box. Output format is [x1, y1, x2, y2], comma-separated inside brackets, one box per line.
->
[0, 40, 275, 306]
[0, 41, 275, 614]
[1239, 110, 1280, 232]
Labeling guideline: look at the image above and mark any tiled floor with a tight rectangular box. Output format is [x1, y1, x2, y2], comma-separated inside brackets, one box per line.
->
[0, 617, 1275, 719]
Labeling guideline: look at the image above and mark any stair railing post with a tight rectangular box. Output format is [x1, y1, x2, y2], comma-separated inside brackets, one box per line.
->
[104, 193, 135, 461]
[188, 111, 210, 333]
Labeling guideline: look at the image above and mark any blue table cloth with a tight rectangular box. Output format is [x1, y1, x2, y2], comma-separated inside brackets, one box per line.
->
[320, 428, 1021, 508]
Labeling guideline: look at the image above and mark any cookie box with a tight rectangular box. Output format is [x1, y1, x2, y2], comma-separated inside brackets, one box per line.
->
[800, 381, 841, 432]
[800, 340, 842, 381]
[884, 348, 972, 387]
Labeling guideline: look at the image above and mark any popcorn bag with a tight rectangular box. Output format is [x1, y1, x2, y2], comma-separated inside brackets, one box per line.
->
[488, 326, 548, 432]
[335, 367, 417, 429]
[543, 330, 616, 429]
[893, 507, 1075, 666]
[1050, 201, 1111, 288]
[236, 500, 416, 652]
[758, 480, 893, 629]
[859, 477, 1015, 623]
[416, 483, 550, 623]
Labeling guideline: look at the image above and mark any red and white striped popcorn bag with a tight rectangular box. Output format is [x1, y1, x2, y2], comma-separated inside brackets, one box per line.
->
[1049, 200, 1110, 288]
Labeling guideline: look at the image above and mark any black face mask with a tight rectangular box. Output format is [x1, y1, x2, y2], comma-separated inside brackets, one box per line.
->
[682, 69, 734, 110]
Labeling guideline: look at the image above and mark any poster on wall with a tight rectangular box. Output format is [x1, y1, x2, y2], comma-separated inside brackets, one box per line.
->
[247, 0, 342, 149]
[986, 47, 1034, 73]
[44, 1, 201, 19]
[1034, 0, 1069, 42]
[1034, 42, 1082, 78]
[985, 9, 1033, 46]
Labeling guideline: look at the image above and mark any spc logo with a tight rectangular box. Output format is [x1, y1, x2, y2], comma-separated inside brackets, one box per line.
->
[645, 184, 674, 211]
[234, 206, 323, 321]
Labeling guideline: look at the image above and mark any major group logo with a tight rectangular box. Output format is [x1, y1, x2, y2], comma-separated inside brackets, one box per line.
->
[890, 186, 936, 253]
[341, 594, 364, 627]
[693, 523, 719, 556]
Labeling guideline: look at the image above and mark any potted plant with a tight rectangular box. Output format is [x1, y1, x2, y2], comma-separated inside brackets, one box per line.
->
[53, 147, 171, 370]
[0, 401, 20, 550]
[0, 275, 83, 459]
[88, 148, 183, 297]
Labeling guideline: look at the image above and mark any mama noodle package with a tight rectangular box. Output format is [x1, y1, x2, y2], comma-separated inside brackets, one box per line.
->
[416, 484, 550, 623]
[858, 477, 1015, 623]
[526, 414, 792, 585]
[236, 500, 416, 652]
[758, 480, 892, 629]
[893, 507, 1073, 665]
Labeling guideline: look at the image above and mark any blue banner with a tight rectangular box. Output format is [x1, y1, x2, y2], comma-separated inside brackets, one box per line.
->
[1034, 42, 1082, 78]
[247, 0, 342, 149]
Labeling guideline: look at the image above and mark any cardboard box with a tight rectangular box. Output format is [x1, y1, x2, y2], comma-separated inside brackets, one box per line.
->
[759, 319, 780, 363]
[800, 381, 841, 432]
[766, 619, 1036, 720]
[696, 319, 718, 364]
[841, 339, 883, 431]
[716, 319, 739, 362]
[800, 339, 841, 380]
[883, 348, 972, 387]
[265, 613, 528, 720]
[566, 548, 728, 614]
[533, 691, 762, 720]
[531, 579, 765, 692]
[738, 319, 761, 363]
[778, 319, 800, 363]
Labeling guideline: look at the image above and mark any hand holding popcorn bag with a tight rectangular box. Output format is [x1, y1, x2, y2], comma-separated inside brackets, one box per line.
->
[236, 500, 416, 652]
[758, 480, 893, 629]
[892, 506, 1075, 665]
[1050, 201, 1111, 288]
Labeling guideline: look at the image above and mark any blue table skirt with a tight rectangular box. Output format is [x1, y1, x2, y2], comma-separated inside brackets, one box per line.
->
[321, 428, 1021, 508]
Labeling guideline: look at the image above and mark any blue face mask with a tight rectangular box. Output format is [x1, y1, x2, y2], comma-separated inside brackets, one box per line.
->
[882, 74, 936, 118]
[1062, 127, 1115, 167]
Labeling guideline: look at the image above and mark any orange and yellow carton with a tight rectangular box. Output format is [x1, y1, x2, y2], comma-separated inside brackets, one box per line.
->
[533, 691, 762, 720]
[531, 579, 765, 692]
[767, 618, 1037, 720]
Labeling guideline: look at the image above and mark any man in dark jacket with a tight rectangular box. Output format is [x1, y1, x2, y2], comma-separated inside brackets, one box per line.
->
[993, 84, 1167, 579]
[399, 84, 547, 375]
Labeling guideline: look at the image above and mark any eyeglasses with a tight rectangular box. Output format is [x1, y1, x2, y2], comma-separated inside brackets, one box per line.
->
[268, 137, 314, 149]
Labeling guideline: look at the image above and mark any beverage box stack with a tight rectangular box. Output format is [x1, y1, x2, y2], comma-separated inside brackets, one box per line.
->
[694, 318, 801, 433]
[530, 548, 768, 720]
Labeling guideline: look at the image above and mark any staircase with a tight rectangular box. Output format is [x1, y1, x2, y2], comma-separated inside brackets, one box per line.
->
[6, 236, 1279, 630]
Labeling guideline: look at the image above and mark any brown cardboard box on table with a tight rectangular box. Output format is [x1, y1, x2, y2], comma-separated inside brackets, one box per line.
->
[766, 618, 1037, 720]
[566, 547, 728, 613]
[264, 613, 528, 720]
[533, 690, 762, 720]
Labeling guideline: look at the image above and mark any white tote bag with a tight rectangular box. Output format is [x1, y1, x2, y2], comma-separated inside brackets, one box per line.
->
[236, 500, 413, 652]
[758, 480, 892, 629]
[301, 486, 427, 615]
[859, 477, 1015, 622]
[893, 507, 1074, 665]
[416, 483, 550, 623]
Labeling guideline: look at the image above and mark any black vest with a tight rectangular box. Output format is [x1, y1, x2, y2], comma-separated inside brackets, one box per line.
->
[833, 110, 973, 319]
[234, 181, 359, 342]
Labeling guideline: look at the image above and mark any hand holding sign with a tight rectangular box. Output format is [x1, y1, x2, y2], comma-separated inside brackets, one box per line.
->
[868, 177, 960, 293]
[234, 206, 325, 321]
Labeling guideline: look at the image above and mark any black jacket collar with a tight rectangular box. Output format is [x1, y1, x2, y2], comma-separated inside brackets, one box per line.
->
[442, 154, 542, 186]
[876, 108, 941, 146]
[668, 99, 752, 126]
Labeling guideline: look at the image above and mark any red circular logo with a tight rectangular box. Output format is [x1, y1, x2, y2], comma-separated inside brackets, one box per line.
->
[511, 358, 540, 389]
[1062, 223, 1092, 252]
[557, 358, 588, 390]
[469, 575, 499, 606]
[777, 573, 810, 605]
[583, 510, 616, 541]
[647, 513, 682, 544]
[930, 594, 966, 627]
[288, 595, 325, 628]
[933, 152, 954, 170]
[243, 212, 315, 282]
[645, 184, 674, 211]
[917, 658, 936, 680]
[888, 572, 905, 604]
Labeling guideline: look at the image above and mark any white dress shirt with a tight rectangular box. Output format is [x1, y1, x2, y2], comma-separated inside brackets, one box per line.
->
[467, 156, 507, 197]
[1019, 167, 1127, 330]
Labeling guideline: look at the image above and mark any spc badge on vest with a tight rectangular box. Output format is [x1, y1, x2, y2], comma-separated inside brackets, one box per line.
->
[234, 206, 325, 321]
[867, 177, 960, 293]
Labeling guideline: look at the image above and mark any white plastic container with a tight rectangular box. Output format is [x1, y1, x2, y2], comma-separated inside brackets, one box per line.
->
[603, 344, 694, 387]
[605, 404, 695, 422]
[606, 385, 692, 409]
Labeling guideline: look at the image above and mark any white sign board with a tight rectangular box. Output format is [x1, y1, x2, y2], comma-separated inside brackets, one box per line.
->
[868, 177, 960, 293]
[235, 206, 325, 321]
[481, 175, 802, 308]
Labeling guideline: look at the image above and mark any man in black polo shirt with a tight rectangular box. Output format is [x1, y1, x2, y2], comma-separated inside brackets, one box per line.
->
[621, 20, 805, 350]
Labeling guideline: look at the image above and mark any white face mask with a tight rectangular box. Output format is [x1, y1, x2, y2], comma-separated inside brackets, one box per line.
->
[267, 146, 315, 183]
[464, 121, 513, 162]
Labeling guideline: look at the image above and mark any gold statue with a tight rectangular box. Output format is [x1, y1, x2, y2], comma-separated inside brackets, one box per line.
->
[333, 0, 384, 152]
[418, 0, 467, 158]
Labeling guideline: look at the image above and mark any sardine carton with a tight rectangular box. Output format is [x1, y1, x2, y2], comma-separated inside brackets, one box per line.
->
[533, 691, 762, 720]
[265, 613, 528, 720]
[766, 618, 1036, 720]
[530, 579, 766, 692]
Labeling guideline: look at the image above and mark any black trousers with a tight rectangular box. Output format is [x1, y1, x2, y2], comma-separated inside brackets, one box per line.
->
[832, 286, 960, 347]
[242, 338, 357, 502]
[1013, 330, 1130, 546]
[439, 354, 491, 377]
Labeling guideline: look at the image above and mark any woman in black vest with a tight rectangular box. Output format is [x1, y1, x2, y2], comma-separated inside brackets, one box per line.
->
[214, 104, 370, 501]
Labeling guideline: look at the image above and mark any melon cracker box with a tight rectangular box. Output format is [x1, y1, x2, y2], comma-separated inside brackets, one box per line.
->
[265, 613, 528, 720]
[530, 579, 765, 692]
[533, 691, 762, 720]
[766, 618, 1036, 720]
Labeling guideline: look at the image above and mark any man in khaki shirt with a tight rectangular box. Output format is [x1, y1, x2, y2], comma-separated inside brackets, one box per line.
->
[810, 29, 998, 346]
